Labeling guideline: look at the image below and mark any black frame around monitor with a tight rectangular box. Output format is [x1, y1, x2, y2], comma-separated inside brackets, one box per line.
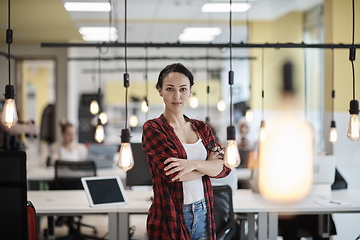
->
[0, 151, 28, 240]
[126, 143, 152, 187]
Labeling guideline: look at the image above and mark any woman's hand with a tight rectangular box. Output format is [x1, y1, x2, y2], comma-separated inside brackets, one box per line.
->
[164, 158, 196, 181]
[207, 147, 224, 160]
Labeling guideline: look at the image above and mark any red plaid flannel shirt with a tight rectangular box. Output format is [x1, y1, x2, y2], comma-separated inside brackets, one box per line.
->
[142, 114, 231, 240]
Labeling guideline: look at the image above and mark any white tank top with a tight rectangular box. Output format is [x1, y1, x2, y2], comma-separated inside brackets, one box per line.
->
[182, 138, 207, 204]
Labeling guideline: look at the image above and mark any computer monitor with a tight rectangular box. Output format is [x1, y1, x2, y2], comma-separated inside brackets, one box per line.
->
[126, 143, 152, 187]
[87, 144, 118, 168]
[0, 151, 28, 239]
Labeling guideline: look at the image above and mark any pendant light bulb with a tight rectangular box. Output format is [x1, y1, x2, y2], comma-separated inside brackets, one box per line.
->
[90, 100, 99, 115]
[141, 98, 149, 113]
[258, 62, 313, 203]
[117, 129, 134, 171]
[246, 108, 253, 122]
[223, 126, 241, 169]
[129, 114, 138, 127]
[2, 85, 18, 128]
[259, 120, 266, 142]
[329, 120, 338, 143]
[347, 100, 360, 141]
[217, 100, 226, 112]
[99, 112, 108, 125]
[189, 94, 199, 109]
[94, 124, 105, 143]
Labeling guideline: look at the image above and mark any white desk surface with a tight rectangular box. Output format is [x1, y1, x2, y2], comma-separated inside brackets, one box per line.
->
[233, 189, 360, 214]
[28, 189, 152, 214]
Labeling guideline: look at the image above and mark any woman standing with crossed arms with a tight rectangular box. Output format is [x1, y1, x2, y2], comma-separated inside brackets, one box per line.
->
[142, 63, 231, 240]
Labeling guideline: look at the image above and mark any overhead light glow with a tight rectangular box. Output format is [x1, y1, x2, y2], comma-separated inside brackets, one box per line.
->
[179, 27, 222, 42]
[201, 3, 251, 12]
[64, 2, 111, 12]
[79, 27, 118, 42]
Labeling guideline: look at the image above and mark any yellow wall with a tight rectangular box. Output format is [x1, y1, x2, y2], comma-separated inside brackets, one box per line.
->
[21, 61, 52, 125]
[105, 79, 221, 105]
[249, 12, 305, 110]
[323, 0, 360, 112]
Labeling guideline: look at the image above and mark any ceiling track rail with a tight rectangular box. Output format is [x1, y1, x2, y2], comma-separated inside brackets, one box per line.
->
[68, 56, 256, 61]
[41, 42, 360, 49]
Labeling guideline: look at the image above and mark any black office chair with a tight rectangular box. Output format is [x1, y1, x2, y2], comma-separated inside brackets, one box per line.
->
[51, 160, 103, 240]
[213, 185, 238, 240]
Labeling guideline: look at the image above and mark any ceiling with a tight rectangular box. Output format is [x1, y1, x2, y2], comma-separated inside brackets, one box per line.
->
[0, 0, 322, 45]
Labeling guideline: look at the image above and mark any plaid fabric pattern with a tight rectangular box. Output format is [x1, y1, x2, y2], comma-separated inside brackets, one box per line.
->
[142, 114, 231, 240]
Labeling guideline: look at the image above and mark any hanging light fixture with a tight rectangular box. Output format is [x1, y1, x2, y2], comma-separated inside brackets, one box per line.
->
[258, 62, 313, 203]
[189, 92, 199, 109]
[2, 0, 18, 128]
[329, 48, 338, 143]
[259, 48, 266, 142]
[94, 48, 106, 143]
[347, 0, 359, 141]
[117, 0, 134, 171]
[141, 47, 149, 113]
[223, 0, 241, 169]
[90, 59, 99, 115]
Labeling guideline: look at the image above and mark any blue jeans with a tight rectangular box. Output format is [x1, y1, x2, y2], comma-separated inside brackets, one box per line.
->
[183, 198, 208, 240]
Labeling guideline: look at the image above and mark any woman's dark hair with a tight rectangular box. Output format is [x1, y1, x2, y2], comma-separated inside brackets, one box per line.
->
[156, 63, 194, 89]
[59, 120, 73, 133]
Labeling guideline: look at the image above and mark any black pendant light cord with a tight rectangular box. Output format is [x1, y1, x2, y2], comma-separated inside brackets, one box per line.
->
[98, 48, 102, 110]
[351, 0, 356, 101]
[206, 47, 210, 121]
[229, 0, 234, 126]
[145, 47, 149, 119]
[124, 0, 129, 129]
[261, 48, 264, 120]
[7, 0, 12, 86]
[109, 0, 113, 42]
[331, 48, 335, 120]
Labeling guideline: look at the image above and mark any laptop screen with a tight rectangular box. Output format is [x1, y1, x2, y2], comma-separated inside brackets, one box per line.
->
[81, 176, 128, 207]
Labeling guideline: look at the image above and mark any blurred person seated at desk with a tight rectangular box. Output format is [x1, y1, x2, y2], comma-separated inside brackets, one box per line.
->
[0, 111, 39, 151]
[237, 119, 255, 169]
[49, 120, 87, 166]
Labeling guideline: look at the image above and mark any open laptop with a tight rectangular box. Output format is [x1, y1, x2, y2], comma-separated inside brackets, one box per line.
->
[81, 175, 128, 207]
[86, 144, 118, 168]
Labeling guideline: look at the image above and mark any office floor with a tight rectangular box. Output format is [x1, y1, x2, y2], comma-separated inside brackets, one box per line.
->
[38, 214, 148, 240]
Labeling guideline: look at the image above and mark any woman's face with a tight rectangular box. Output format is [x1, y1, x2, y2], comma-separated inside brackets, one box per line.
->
[62, 126, 77, 144]
[158, 72, 192, 113]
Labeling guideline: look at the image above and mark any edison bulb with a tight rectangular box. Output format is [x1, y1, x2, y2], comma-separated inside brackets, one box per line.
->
[99, 112, 108, 125]
[117, 142, 134, 171]
[224, 140, 241, 169]
[347, 114, 360, 141]
[94, 125, 105, 143]
[129, 115, 138, 127]
[246, 109, 254, 122]
[189, 96, 198, 109]
[141, 100, 149, 112]
[217, 100, 226, 111]
[329, 127, 338, 143]
[90, 100, 99, 115]
[2, 98, 18, 128]
[258, 110, 313, 203]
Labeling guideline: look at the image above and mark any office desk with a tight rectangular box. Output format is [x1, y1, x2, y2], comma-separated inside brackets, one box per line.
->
[28, 189, 153, 240]
[29, 188, 360, 240]
[233, 189, 360, 240]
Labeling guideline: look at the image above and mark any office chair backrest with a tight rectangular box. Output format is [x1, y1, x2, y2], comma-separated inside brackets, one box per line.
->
[54, 160, 97, 190]
[27, 201, 38, 240]
[213, 185, 236, 240]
